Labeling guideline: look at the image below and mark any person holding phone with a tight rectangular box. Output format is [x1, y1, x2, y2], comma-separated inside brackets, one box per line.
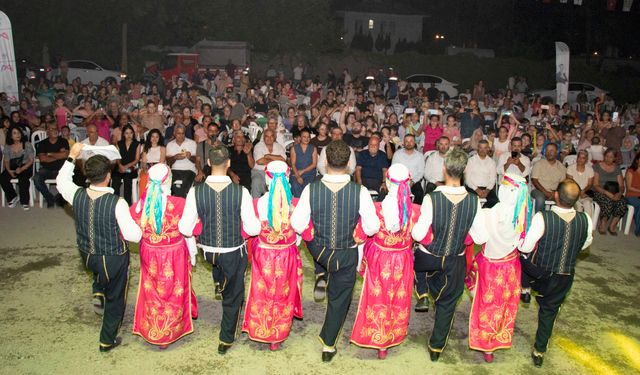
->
[465, 140, 498, 208]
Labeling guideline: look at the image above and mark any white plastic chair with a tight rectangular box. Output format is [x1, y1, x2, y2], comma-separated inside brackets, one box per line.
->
[592, 201, 634, 235]
[248, 124, 262, 143]
[30, 130, 47, 146]
[563, 155, 577, 167]
[71, 126, 87, 142]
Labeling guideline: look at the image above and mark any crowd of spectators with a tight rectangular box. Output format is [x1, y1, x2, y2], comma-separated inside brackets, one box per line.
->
[1, 64, 639, 236]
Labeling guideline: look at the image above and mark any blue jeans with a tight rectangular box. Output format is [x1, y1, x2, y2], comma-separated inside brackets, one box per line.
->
[531, 189, 548, 213]
[627, 196, 640, 236]
[33, 168, 59, 204]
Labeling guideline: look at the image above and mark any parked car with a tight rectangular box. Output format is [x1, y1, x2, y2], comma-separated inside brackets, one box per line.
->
[49, 60, 127, 84]
[17, 57, 50, 81]
[530, 82, 607, 104]
[405, 74, 459, 98]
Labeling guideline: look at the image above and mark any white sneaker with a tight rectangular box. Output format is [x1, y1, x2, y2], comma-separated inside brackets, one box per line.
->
[8, 197, 19, 208]
[22, 205, 30, 211]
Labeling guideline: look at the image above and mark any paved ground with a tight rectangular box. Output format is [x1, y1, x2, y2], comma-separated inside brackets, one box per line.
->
[0, 206, 638, 375]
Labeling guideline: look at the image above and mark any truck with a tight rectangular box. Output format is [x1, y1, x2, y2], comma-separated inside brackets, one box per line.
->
[145, 40, 250, 81]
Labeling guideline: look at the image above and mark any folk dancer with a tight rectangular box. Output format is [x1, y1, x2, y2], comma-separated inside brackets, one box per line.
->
[466, 173, 532, 362]
[178, 144, 261, 354]
[130, 163, 199, 348]
[291, 140, 380, 362]
[57, 142, 142, 352]
[350, 164, 421, 359]
[411, 148, 488, 361]
[518, 179, 592, 367]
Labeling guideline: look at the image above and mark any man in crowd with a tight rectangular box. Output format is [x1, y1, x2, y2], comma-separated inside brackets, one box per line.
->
[424, 136, 450, 194]
[33, 122, 69, 208]
[140, 100, 165, 133]
[166, 124, 198, 197]
[458, 99, 483, 139]
[228, 130, 254, 191]
[179, 144, 261, 355]
[464, 139, 498, 208]
[497, 136, 531, 181]
[519, 179, 592, 367]
[343, 121, 369, 152]
[355, 136, 389, 199]
[291, 140, 380, 362]
[251, 128, 286, 197]
[391, 134, 425, 204]
[317, 127, 356, 176]
[530, 143, 566, 212]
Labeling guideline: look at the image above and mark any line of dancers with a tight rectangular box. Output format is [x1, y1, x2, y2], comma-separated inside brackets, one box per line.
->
[58, 140, 592, 367]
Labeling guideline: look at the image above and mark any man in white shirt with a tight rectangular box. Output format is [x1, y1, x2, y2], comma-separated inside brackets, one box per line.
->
[391, 134, 425, 204]
[291, 140, 379, 363]
[317, 127, 356, 176]
[251, 128, 286, 197]
[178, 144, 261, 355]
[166, 124, 198, 197]
[518, 179, 592, 368]
[423, 136, 450, 194]
[75, 123, 111, 186]
[465, 140, 498, 207]
[57, 143, 142, 352]
[497, 136, 530, 181]
[411, 148, 488, 362]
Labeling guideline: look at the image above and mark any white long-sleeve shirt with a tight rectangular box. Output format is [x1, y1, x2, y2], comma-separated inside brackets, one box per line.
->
[465, 154, 497, 190]
[290, 174, 380, 239]
[412, 185, 488, 255]
[178, 175, 261, 253]
[56, 160, 142, 242]
[391, 148, 424, 183]
[519, 205, 593, 254]
[317, 146, 356, 176]
[423, 152, 446, 184]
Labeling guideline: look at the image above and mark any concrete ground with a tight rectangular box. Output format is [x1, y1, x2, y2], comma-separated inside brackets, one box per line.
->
[0, 206, 638, 375]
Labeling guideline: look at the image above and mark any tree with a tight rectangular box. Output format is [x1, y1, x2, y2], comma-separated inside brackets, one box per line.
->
[375, 32, 384, 52]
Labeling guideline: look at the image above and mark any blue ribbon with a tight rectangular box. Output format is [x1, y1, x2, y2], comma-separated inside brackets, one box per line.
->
[267, 172, 292, 229]
[144, 179, 164, 234]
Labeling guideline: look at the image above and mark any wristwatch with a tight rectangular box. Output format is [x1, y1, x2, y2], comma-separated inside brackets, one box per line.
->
[66, 157, 76, 163]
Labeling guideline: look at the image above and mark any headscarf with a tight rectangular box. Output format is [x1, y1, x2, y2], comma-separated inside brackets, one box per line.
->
[136, 163, 171, 235]
[500, 173, 532, 241]
[385, 164, 412, 232]
[264, 161, 292, 232]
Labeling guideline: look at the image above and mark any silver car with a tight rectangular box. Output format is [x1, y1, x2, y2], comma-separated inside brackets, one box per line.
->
[50, 60, 127, 84]
[530, 82, 607, 104]
[405, 74, 459, 98]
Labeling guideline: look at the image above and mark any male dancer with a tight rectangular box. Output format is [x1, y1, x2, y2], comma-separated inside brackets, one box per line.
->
[412, 148, 488, 361]
[57, 143, 142, 352]
[291, 140, 380, 362]
[179, 144, 261, 355]
[519, 179, 592, 367]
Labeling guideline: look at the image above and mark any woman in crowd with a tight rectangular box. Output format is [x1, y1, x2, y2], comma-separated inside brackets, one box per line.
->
[310, 122, 330, 153]
[139, 129, 166, 197]
[130, 163, 198, 349]
[493, 126, 513, 161]
[112, 125, 141, 205]
[442, 115, 461, 146]
[0, 125, 34, 210]
[593, 149, 628, 235]
[625, 152, 640, 237]
[350, 164, 420, 359]
[566, 150, 595, 219]
[422, 114, 442, 153]
[289, 129, 317, 197]
[242, 161, 304, 351]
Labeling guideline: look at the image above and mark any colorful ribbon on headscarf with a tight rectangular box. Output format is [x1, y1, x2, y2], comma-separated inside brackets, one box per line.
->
[501, 175, 532, 241]
[387, 171, 412, 231]
[266, 170, 292, 232]
[139, 168, 170, 235]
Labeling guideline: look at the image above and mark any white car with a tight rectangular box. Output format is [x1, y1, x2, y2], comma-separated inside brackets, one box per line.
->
[405, 74, 459, 98]
[50, 60, 127, 84]
[530, 82, 607, 104]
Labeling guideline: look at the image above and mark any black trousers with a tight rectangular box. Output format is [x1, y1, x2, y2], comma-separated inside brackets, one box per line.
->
[362, 177, 386, 201]
[204, 247, 248, 344]
[111, 171, 135, 205]
[411, 182, 425, 205]
[414, 250, 466, 352]
[0, 169, 32, 205]
[521, 256, 574, 353]
[79, 251, 130, 348]
[308, 245, 358, 347]
[465, 186, 499, 208]
[171, 170, 195, 198]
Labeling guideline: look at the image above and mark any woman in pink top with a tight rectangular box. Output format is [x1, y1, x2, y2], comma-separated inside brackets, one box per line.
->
[422, 114, 443, 152]
[84, 108, 114, 141]
[442, 114, 461, 145]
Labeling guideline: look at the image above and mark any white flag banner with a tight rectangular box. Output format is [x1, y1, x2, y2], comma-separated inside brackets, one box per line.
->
[0, 11, 18, 104]
[574, 0, 583, 5]
[623, 0, 634, 11]
[555, 42, 570, 105]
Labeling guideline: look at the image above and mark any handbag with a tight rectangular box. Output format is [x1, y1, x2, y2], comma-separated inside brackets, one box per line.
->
[9, 156, 24, 171]
[602, 181, 620, 194]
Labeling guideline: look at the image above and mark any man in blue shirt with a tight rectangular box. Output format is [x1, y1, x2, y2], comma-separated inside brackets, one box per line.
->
[355, 137, 389, 200]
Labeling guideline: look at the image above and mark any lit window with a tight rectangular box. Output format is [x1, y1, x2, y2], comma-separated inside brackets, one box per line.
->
[368, 19, 374, 30]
